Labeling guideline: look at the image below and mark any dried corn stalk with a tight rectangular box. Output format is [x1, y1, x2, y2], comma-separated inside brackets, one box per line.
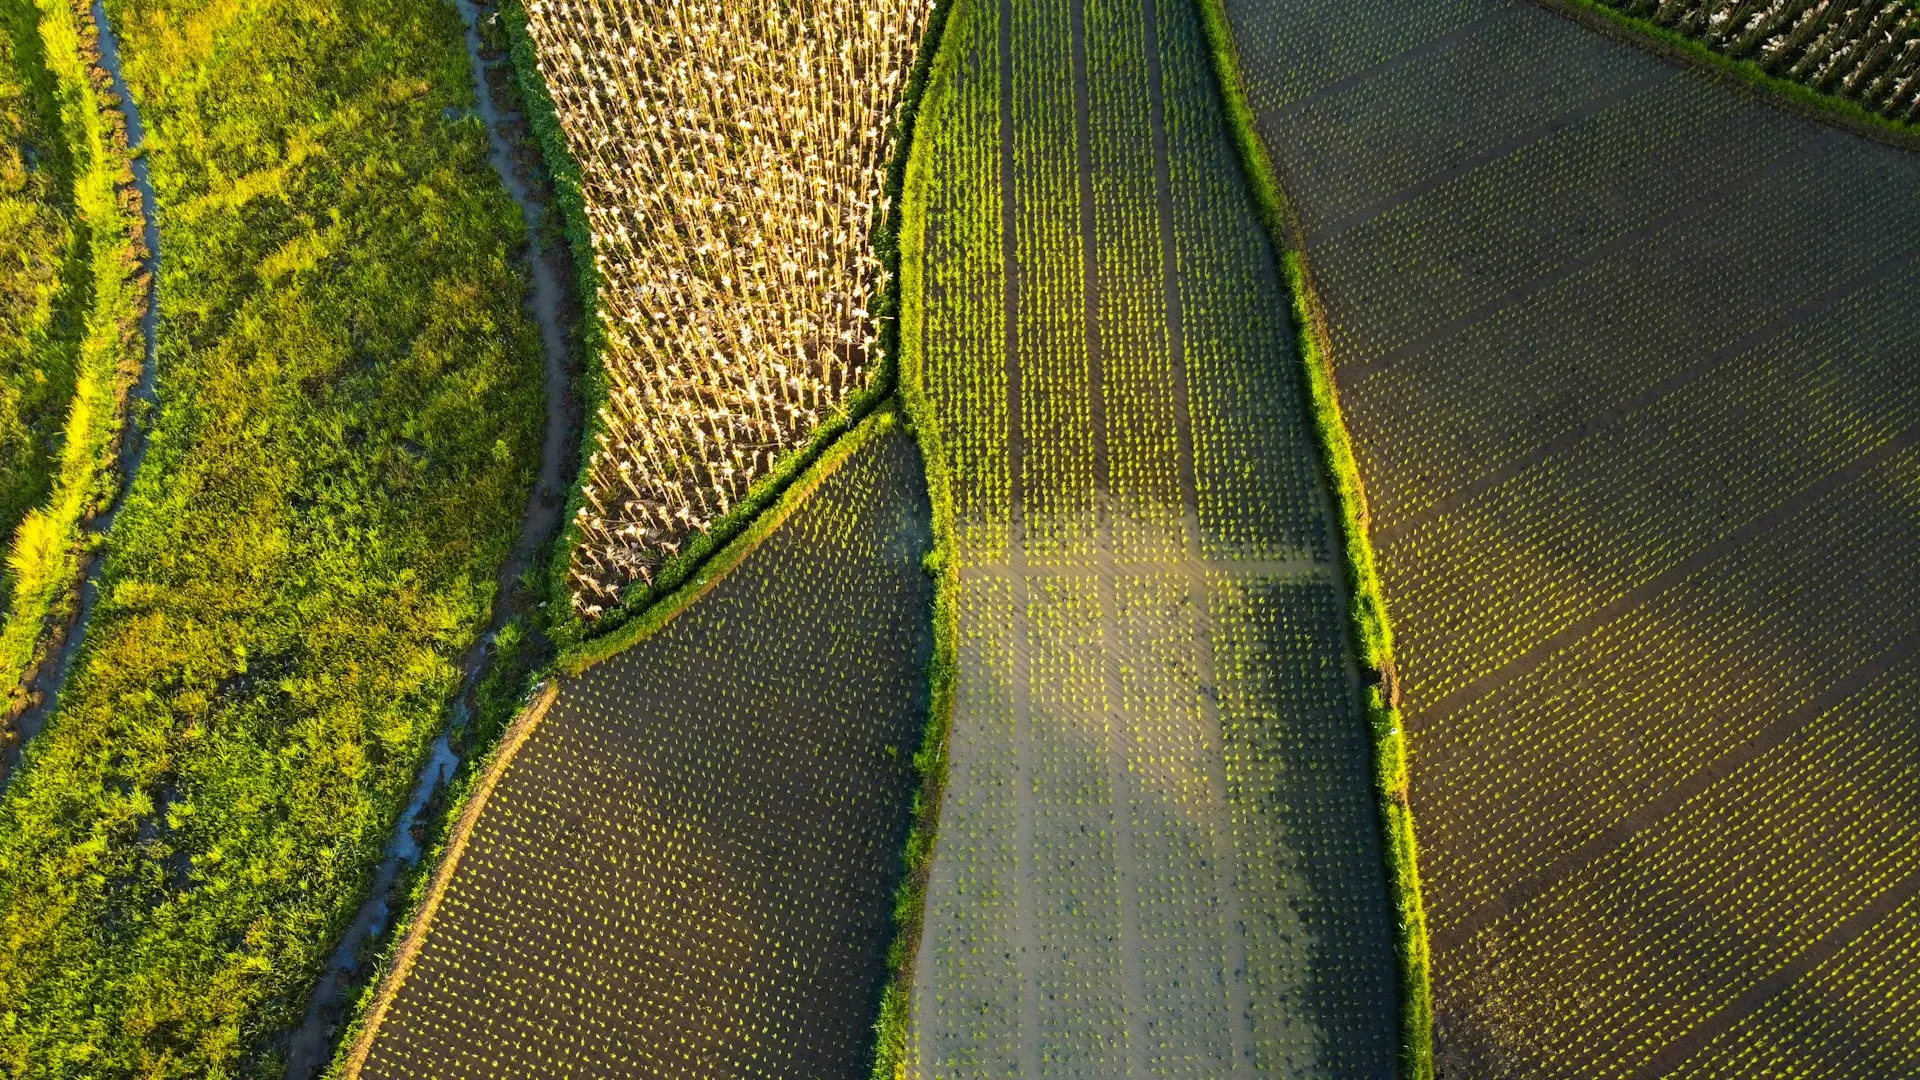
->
[527, 0, 934, 615]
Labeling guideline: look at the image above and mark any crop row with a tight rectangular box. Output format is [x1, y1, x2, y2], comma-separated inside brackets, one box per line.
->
[1224, 0, 1503, 117]
[1382, 255, 1920, 715]
[1274, 4, 1658, 236]
[1412, 443, 1920, 931]
[1088, 0, 1186, 564]
[1312, 72, 1784, 375]
[1667, 875, 1920, 1075]
[360, 428, 935, 1080]
[1594, 0, 1920, 122]
[522, 0, 934, 612]
[918, 0, 1008, 568]
[1344, 131, 1910, 535]
[1438, 660, 1920, 1075]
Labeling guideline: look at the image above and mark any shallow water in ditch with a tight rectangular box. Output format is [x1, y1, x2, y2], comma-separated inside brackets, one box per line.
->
[0, 0, 164, 799]
[279, 1, 579, 1075]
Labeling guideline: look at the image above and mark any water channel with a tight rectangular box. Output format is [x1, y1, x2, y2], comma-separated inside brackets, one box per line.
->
[280, 1, 579, 1075]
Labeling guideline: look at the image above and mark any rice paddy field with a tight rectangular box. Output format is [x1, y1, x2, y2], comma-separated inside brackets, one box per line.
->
[1223, 0, 1920, 1072]
[901, 0, 1399, 1074]
[346, 423, 936, 1080]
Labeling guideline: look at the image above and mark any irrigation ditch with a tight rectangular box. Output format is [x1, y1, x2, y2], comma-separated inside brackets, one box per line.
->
[0, 0, 161, 798]
[278, 1, 582, 1075]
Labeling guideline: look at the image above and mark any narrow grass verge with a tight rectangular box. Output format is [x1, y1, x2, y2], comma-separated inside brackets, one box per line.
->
[0, 0, 145, 724]
[556, 404, 909, 675]
[325, 677, 559, 1080]
[527, 0, 957, 649]
[1531, 0, 1920, 152]
[1193, 0, 1433, 1074]
[869, 4, 968, 1075]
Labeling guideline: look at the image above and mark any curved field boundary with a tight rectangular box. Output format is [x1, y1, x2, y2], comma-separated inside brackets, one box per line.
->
[528, 0, 958, 648]
[1193, 0, 1434, 1074]
[871, 2, 973, 1072]
[557, 405, 910, 675]
[1529, 0, 1920, 152]
[331, 679, 559, 1080]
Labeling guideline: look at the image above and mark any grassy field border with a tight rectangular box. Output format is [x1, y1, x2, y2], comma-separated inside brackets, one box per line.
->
[1192, 0, 1433, 1074]
[868, 2, 967, 1075]
[521, 0, 957, 649]
[1529, 0, 1920, 152]
[0, 0, 146, 722]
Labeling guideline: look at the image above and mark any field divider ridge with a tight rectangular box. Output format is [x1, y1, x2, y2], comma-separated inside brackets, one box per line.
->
[872, 0, 969, 1072]
[538, 0, 953, 649]
[1194, 0, 1435, 1073]
[1524, 0, 1920, 152]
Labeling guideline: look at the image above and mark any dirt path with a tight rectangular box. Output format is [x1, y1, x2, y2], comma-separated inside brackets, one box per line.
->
[280, 1, 579, 1074]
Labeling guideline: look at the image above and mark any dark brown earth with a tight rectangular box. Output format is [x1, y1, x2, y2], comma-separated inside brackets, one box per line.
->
[1226, 0, 1920, 1073]
[357, 429, 935, 1080]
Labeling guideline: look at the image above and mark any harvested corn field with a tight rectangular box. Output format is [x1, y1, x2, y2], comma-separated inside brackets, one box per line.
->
[522, 0, 936, 611]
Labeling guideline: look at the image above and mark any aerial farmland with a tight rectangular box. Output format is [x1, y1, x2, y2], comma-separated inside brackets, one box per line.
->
[0, 0, 1912, 1077]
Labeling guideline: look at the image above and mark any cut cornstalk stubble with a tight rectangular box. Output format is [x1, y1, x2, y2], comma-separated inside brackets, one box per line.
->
[525, 0, 935, 615]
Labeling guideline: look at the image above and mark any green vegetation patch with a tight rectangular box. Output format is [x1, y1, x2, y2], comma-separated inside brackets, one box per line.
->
[0, 0, 145, 723]
[348, 422, 937, 1080]
[0, 0, 544, 1073]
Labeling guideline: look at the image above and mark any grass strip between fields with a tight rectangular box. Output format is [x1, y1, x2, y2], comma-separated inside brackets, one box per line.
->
[1193, 0, 1434, 1074]
[1530, 0, 1920, 152]
[869, 4, 968, 1076]
[556, 404, 908, 675]
[0, 0, 145, 721]
[530, 0, 958, 649]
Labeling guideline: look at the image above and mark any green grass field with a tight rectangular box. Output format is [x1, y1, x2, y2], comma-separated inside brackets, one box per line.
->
[901, 0, 1400, 1074]
[1226, 0, 1920, 1072]
[344, 418, 936, 1080]
[0, 0, 545, 1073]
[0, 0, 81, 626]
[0, 0, 145, 729]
